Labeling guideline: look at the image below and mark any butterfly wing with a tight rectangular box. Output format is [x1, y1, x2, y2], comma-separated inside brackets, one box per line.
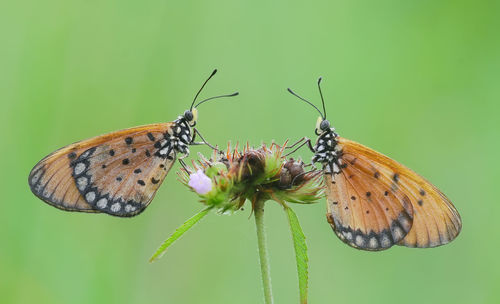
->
[325, 158, 414, 251]
[325, 137, 461, 250]
[29, 123, 175, 217]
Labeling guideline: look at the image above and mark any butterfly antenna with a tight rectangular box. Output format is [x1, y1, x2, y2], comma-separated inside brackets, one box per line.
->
[317, 77, 327, 119]
[287, 88, 324, 119]
[190, 69, 218, 111]
[194, 92, 239, 108]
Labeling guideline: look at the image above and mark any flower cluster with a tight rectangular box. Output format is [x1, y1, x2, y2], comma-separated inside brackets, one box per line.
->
[178, 142, 324, 213]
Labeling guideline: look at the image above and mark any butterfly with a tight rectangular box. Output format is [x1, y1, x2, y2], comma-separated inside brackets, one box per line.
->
[286, 78, 462, 250]
[28, 69, 238, 217]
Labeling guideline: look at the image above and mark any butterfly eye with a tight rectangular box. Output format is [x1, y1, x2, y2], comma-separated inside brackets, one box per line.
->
[187, 108, 198, 127]
[184, 110, 194, 122]
[320, 119, 330, 131]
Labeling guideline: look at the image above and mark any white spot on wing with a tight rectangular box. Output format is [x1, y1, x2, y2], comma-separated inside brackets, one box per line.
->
[369, 237, 378, 249]
[355, 235, 365, 247]
[111, 203, 121, 212]
[85, 191, 96, 202]
[96, 198, 108, 209]
[380, 234, 391, 247]
[392, 226, 404, 240]
[81, 150, 90, 158]
[76, 177, 88, 191]
[74, 163, 86, 175]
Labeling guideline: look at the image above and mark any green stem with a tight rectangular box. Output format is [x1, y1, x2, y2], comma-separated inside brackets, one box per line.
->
[254, 199, 274, 304]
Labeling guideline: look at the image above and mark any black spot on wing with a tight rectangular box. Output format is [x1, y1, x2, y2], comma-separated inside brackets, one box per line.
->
[393, 173, 400, 183]
[147, 133, 155, 141]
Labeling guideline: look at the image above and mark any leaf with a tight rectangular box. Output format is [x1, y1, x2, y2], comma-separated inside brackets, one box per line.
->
[149, 207, 211, 263]
[285, 207, 309, 304]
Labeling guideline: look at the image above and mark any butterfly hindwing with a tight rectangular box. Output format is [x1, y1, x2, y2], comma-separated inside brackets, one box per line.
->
[29, 123, 175, 217]
[325, 151, 414, 251]
[326, 137, 461, 250]
[393, 172, 462, 248]
[29, 151, 97, 213]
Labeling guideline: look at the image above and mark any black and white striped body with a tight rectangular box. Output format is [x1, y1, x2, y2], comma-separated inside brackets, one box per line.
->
[155, 116, 192, 159]
[312, 128, 343, 175]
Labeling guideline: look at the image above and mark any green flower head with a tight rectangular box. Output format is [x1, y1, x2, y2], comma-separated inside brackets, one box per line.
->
[178, 141, 324, 213]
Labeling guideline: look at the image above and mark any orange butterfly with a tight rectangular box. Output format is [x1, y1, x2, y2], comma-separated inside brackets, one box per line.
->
[28, 70, 238, 217]
[286, 78, 461, 250]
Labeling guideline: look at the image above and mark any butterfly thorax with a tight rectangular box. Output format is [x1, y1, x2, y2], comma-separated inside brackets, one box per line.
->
[313, 129, 343, 175]
[155, 116, 192, 159]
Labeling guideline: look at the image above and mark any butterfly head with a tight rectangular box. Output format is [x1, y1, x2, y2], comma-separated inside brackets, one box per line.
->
[315, 116, 334, 135]
[183, 108, 198, 127]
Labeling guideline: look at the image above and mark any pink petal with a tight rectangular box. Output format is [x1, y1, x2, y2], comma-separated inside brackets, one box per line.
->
[188, 169, 212, 194]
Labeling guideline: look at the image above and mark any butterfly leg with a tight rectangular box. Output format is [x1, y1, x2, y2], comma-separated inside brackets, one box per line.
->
[289, 169, 321, 188]
[178, 149, 189, 159]
[285, 137, 307, 149]
[191, 128, 218, 151]
[284, 137, 315, 157]
[178, 158, 192, 173]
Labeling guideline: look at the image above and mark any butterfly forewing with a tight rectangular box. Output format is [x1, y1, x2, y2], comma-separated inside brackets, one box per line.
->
[29, 123, 175, 217]
[326, 137, 461, 250]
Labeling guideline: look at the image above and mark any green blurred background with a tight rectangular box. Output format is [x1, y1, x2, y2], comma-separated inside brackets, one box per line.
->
[1, 0, 499, 303]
